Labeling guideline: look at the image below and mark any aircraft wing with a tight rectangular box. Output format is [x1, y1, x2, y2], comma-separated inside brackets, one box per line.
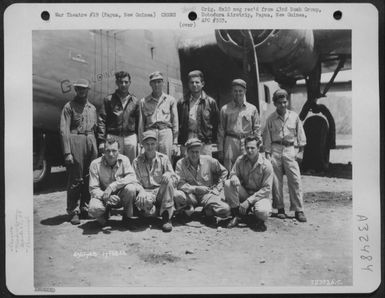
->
[178, 29, 351, 100]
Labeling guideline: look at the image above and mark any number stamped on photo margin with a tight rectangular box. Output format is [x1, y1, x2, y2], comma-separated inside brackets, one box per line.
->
[357, 215, 373, 272]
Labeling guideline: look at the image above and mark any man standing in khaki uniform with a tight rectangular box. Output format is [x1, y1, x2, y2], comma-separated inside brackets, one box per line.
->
[60, 79, 98, 225]
[97, 71, 140, 163]
[178, 70, 219, 156]
[174, 138, 231, 226]
[88, 137, 139, 227]
[263, 89, 307, 222]
[224, 135, 273, 232]
[138, 71, 179, 161]
[218, 79, 261, 171]
[133, 131, 180, 232]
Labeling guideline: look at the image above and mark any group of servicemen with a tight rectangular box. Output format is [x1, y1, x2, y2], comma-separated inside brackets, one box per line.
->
[60, 69, 307, 233]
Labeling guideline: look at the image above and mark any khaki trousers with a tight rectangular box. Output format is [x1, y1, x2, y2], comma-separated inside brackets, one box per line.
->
[136, 180, 176, 218]
[223, 136, 245, 172]
[66, 134, 98, 215]
[270, 144, 304, 212]
[224, 180, 272, 221]
[88, 184, 137, 224]
[174, 190, 231, 218]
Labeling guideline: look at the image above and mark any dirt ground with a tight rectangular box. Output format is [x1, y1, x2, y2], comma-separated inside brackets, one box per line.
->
[33, 136, 353, 290]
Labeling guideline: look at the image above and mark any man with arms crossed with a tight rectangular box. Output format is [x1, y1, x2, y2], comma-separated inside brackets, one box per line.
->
[88, 137, 138, 227]
[263, 89, 307, 222]
[175, 138, 231, 226]
[224, 134, 273, 232]
[133, 130, 179, 232]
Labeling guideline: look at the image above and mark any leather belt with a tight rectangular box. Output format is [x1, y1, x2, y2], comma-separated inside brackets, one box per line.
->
[70, 130, 94, 136]
[272, 140, 294, 147]
[225, 132, 248, 140]
[107, 130, 135, 137]
[149, 123, 171, 130]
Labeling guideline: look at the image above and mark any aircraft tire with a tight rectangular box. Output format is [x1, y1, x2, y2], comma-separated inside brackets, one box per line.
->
[33, 156, 51, 191]
[302, 115, 330, 173]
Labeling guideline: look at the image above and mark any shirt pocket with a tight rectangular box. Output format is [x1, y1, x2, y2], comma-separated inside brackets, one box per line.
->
[161, 105, 170, 115]
[241, 112, 252, 129]
[286, 123, 297, 136]
[153, 167, 163, 179]
[272, 121, 283, 134]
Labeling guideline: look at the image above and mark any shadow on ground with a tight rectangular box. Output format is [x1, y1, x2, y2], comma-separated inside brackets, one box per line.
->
[301, 162, 352, 179]
[40, 214, 69, 226]
[34, 171, 67, 195]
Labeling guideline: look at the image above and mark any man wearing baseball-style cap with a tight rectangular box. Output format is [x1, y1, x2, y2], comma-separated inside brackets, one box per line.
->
[174, 137, 231, 227]
[132, 130, 182, 232]
[138, 71, 179, 161]
[60, 78, 98, 225]
[217, 78, 261, 172]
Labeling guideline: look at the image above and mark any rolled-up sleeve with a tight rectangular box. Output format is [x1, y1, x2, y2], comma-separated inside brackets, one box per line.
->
[252, 107, 261, 139]
[164, 156, 179, 185]
[175, 160, 195, 194]
[170, 96, 179, 144]
[228, 157, 241, 180]
[89, 162, 104, 200]
[60, 104, 72, 155]
[247, 162, 273, 205]
[296, 116, 307, 147]
[211, 158, 228, 193]
[263, 118, 273, 154]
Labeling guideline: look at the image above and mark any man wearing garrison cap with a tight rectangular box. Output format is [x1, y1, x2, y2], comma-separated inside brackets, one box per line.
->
[263, 88, 307, 223]
[217, 78, 261, 171]
[138, 71, 179, 161]
[174, 138, 231, 226]
[60, 78, 98, 225]
[132, 130, 181, 232]
[177, 70, 219, 156]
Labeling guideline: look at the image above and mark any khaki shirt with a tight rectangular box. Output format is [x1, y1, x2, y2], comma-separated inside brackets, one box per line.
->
[89, 154, 138, 200]
[263, 110, 307, 153]
[217, 99, 261, 151]
[138, 92, 179, 143]
[133, 152, 178, 189]
[176, 155, 228, 194]
[229, 154, 273, 205]
[60, 98, 97, 155]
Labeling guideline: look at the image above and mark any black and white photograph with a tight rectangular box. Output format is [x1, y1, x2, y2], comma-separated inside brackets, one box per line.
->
[4, 2, 381, 295]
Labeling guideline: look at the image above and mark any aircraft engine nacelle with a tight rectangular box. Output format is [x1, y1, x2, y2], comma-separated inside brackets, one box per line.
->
[215, 29, 319, 80]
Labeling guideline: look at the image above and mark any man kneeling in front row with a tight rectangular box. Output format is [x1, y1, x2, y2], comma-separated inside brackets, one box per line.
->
[175, 138, 231, 226]
[224, 134, 273, 232]
[88, 137, 138, 226]
[132, 130, 180, 232]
